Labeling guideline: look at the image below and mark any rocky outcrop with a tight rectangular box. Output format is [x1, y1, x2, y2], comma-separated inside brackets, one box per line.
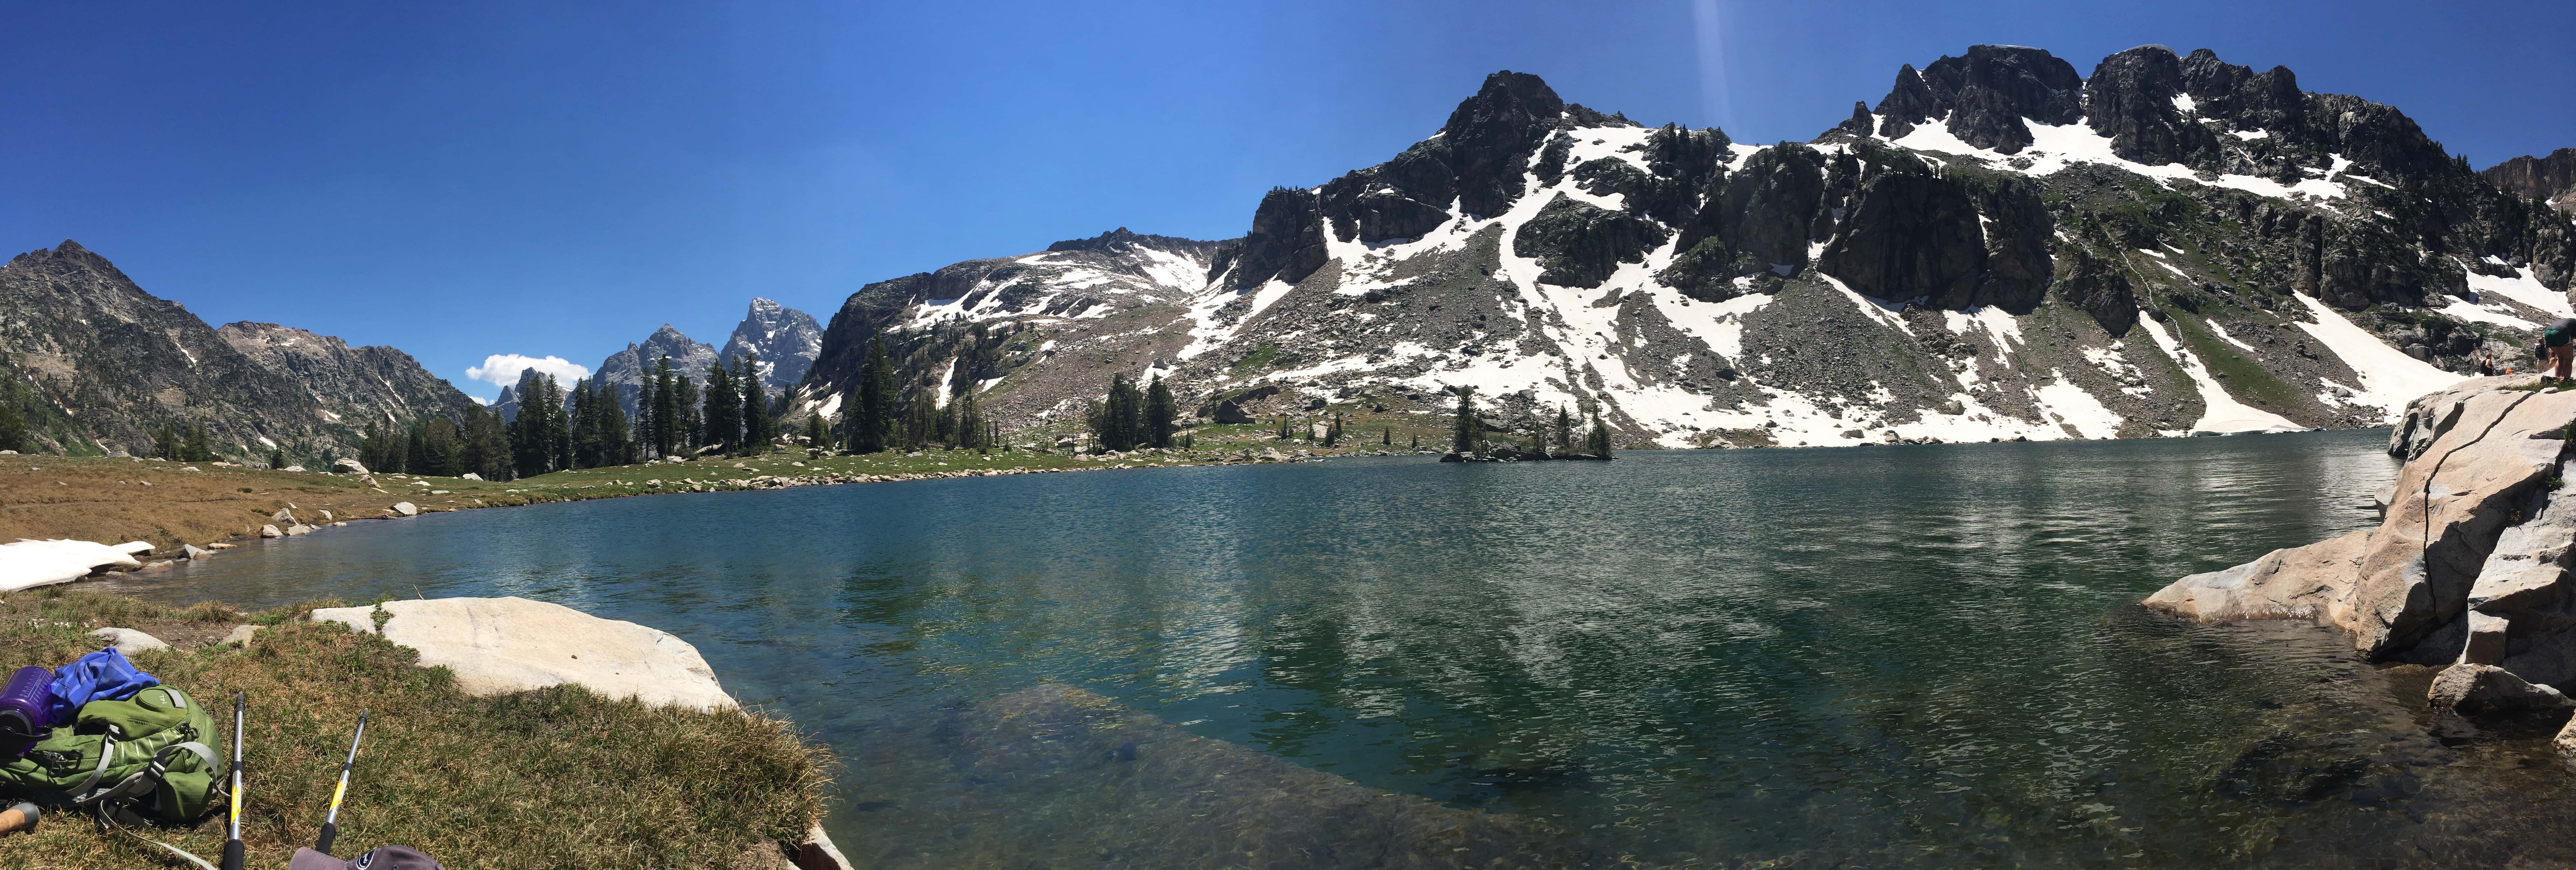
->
[1870, 45, 2085, 154]
[2485, 149, 2576, 213]
[719, 298, 825, 397]
[214, 322, 475, 435]
[2148, 379, 2576, 708]
[311, 596, 736, 711]
[1512, 194, 1669, 288]
[1219, 188, 1331, 291]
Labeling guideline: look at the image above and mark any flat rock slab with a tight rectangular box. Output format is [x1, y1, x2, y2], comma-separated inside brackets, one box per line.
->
[839, 684, 1579, 869]
[310, 597, 734, 712]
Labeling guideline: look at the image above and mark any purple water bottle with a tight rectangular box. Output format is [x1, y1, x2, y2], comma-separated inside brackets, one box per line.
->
[0, 666, 55, 755]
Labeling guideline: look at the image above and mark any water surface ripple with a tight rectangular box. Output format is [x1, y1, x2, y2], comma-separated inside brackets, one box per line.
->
[108, 430, 2576, 867]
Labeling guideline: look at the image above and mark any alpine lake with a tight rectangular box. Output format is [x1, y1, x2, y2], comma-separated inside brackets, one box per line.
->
[99, 430, 2576, 868]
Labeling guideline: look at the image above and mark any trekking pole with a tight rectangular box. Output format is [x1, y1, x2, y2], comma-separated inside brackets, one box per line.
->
[313, 709, 367, 855]
[222, 692, 243, 870]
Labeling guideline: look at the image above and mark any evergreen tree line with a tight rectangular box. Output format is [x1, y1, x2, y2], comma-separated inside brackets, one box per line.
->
[152, 423, 217, 462]
[1449, 389, 1613, 458]
[1085, 372, 1175, 452]
[839, 336, 1013, 453]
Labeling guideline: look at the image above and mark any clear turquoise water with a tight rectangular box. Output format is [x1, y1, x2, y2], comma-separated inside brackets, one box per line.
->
[104, 431, 2576, 867]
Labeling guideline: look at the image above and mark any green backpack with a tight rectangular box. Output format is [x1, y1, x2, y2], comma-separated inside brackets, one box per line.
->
[0, 686, 223, 822]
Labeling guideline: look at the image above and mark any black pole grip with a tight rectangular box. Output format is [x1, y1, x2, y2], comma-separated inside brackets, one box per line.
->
[316, 822, 337, 855]
[221, 839, 244, 870]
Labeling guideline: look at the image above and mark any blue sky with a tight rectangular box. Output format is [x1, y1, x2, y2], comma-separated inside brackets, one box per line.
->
[5, 0, 2569, 401]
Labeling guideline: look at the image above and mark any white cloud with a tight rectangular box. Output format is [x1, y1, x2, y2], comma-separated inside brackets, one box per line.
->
[465, 354, 591, 387]
[470, 396, 489, 406]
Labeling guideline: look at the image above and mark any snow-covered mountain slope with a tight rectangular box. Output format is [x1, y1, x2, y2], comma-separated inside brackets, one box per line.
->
[804, 46, 2576, 448]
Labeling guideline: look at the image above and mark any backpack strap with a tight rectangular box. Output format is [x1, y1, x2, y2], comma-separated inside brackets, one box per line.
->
[65, 726, 120, 799]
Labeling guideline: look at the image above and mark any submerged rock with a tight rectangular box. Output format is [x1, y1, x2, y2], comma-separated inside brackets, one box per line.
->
[2428, 663, 2570, 714]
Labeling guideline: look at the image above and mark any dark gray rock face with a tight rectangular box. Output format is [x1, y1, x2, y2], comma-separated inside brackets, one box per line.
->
[719, 298, 824, 395]
[2084, 45, 2219, 166]
[0, 240, 470, 459]
[2484, 149, 2576, 212]
[1515, 194, 1670, 288]
[2053, 248, 2137, 336]
[1867, 45, 2083, 153]
[1217, 188, 1330, 291]
[1320, 167, 1452, 245]
[1440, 71, 1566, 218]
[1817, 154, 1988, 306]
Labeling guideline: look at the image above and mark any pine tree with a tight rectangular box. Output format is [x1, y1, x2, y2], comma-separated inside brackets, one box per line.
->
[601, 388, 632, 466]
[702, 361, 739, 455]
[853, 337, 894, 453]
[0, 388, 26, 454]
[805, 412, 829, 452]
[1088, 373, 1145, 451]
[268, 447, 285, 470]
[461, 404, 511, 480]
[405, 418, 433, 472]
[543, 376, 572, 473]
[183, 423, 213, 462]
[954, 386, 985, 450]
[508, 370, 549, 477]
[1381, 426, 1390, 446]
[418, 418, 463, 477]
[1451, 388, 1477, 454]
[1587, 411, 1613, 458]
[1554, 405, 1573, 451]
[653, 358, 679, 458]
[1144, 376, 1176, 448]
[737, 352, 767, 455]
[155, 426, 180, 461]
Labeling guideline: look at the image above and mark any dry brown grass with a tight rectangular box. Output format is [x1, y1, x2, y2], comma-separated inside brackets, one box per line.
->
[0, 588, 831, 869]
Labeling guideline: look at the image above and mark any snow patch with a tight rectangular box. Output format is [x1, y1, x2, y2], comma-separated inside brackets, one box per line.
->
[2135, 317, 2303, 434]
[2289, 293, 2466, 421]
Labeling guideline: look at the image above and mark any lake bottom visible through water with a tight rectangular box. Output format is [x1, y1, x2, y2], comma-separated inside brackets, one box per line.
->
[101, 430, 2576, 868]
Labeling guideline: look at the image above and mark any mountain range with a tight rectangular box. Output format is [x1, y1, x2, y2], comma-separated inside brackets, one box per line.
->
[8, 43, 2574, 461]
[788, 44, 2576, 448]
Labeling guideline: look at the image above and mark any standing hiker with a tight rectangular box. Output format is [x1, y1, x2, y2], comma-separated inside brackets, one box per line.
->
[2542, 319, 2576, 382]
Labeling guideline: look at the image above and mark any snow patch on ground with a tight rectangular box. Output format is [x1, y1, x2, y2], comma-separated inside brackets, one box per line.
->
[2136, 317, 2302, 434]
[2029, 371, 2125, 439]
[2466, 266, 2573, 319]
[0, 539, 139, 592]
[1883, 114, 2351, 201]
[2435, 296, 2542, 331]
[2289, 293, 2466, 421]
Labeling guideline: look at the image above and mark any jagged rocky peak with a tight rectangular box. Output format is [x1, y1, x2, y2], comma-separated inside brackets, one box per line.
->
[1871, 45, 2084, 152]
[585, 323, 719, 418]
[2486, 148, 2576, 212]
[721, 298, 825, 394]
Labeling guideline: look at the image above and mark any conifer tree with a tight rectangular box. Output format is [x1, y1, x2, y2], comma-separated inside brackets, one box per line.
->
[601, 388, 632, 466]
[155, 426, 179, 461]
[183, 422, 213, 462]
[805, 412, 829, 452]
[852, 337, 894, 453]
[507, 371, 543, 476]
[652, 358, 679, 458]
[1554, 405, 1573, 451]
[954, 386, 986, 450]
[0, 389, 27, 454]
[1089, 373, 1145, 451]
[461, 404, 511, 480]
[1382, 426, 1391, 446]
[702, 362, 739, 455]
[543, 376, 572, 473]
[1144, 376, 1176, 448]
[1587, 410, 1613, 458]
[268, 447, 285, 470]
[405, 418, 433, 472]
[1451, 388, 1477, 454]
[737, 352, 767, 455]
